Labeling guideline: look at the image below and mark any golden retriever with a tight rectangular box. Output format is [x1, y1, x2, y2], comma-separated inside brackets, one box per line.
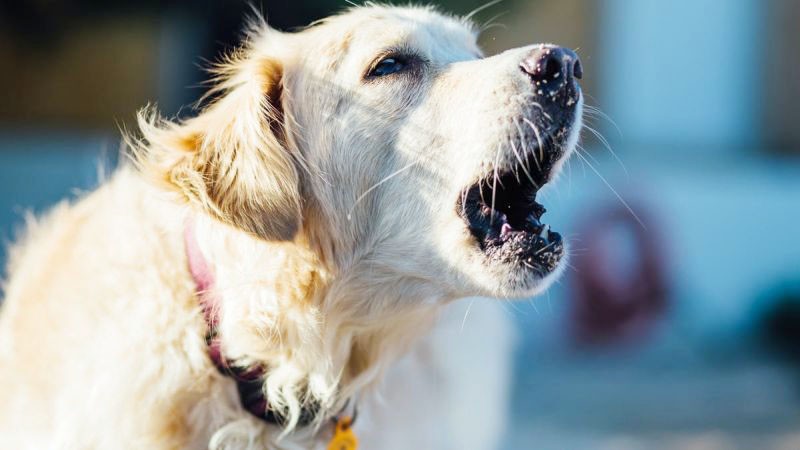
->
[0, 5, 583, 449]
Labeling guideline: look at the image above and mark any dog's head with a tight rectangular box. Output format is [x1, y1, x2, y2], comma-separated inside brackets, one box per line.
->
[140, 5, 582, 299]
[289, 7, 583, 300]
[136, 4, 582, 427]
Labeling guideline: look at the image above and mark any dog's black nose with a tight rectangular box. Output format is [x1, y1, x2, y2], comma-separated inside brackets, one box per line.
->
[520, 46, 583, 88]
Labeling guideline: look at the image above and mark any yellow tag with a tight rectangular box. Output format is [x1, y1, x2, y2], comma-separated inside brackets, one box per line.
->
[327, 416, 358, 450]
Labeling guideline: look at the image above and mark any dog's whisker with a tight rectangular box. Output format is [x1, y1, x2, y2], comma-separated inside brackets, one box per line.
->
[516, 98, 554, 122]
[478, 172, 488, 206]
[479, 11, 509, 33]
[461, 188, 469, 217]
[489, 143, 502, 225]
[574, 150, 646, 229]
[464, 0, 505, 22]
[460, 299, 475, 333]
[480, 22, 508, 33]
[509, 139, 539, 191]
[509, 139, 522, 183]
[582, 105, 622, 138]
[574, 144, 589, 178]
[532, 102, 553, 123]
[512, 118, 536, 182]
[522, 117, 544, 172]
[583, 123, 628, 178]
[346, 160, 420, 221]
[533, 240, 557, 255]
[565, 153, 573, 196]
[576, 143, 602, 166]
[562, 261, 579, 274]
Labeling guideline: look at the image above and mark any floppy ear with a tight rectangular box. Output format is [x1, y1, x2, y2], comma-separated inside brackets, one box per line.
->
[135, 44, 301, 241]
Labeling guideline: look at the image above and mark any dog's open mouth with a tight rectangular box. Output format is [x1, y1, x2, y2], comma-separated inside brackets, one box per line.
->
[458, 153, 564, 275]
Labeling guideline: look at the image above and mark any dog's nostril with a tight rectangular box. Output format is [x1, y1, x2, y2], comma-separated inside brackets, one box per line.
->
[573, 58, 583, 80]
[538, 53, 562, 81]
[520, 46, 582, 86]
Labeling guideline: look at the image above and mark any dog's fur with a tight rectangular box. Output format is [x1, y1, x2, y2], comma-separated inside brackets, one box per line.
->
[0, 5, 581, 449]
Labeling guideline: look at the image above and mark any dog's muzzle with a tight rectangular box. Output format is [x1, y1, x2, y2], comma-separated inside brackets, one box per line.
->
[457, 45, 582, 278]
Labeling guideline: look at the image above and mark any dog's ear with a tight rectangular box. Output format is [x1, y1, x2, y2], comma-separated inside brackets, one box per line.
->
[136, 40, 301, 241]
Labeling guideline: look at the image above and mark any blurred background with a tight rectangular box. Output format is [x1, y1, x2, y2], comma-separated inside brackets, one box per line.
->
[1, 0, 798, 448]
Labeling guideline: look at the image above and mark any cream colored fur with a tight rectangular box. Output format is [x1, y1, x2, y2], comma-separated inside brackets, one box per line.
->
[0, 5, 580, 449]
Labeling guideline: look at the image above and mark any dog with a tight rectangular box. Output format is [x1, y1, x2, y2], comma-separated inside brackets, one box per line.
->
[0, 5, 582, 449]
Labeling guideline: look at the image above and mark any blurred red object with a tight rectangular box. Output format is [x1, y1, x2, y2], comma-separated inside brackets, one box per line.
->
[570, 203, 669, 346]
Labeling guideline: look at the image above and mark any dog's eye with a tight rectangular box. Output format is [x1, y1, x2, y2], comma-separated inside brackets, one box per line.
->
[368, 57, 407, 77]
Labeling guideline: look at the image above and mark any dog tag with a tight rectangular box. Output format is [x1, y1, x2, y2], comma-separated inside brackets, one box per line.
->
[327, 416, 358, 450]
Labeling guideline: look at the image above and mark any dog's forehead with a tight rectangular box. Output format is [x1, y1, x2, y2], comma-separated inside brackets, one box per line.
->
[301, 6, 479, 63]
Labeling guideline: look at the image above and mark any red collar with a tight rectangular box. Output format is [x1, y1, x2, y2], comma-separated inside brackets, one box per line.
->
[184, 220, 317, 426]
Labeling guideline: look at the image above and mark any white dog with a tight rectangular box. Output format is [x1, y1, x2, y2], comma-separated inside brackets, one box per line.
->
[0, 5, 582, 449]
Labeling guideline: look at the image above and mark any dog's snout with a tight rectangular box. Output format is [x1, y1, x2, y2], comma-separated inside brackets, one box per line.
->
[520, 46, 583, 90]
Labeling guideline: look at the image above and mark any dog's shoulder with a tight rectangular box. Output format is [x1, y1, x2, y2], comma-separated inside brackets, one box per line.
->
[0, 168, 212, 449]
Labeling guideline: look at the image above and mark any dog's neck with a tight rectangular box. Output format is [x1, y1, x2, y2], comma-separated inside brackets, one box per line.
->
[187, 215, 442, 430]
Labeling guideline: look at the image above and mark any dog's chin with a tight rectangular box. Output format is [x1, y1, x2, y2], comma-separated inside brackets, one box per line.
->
[486, 252, 567, 299]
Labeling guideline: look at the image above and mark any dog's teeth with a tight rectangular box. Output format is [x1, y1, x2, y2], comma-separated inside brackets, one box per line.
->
[527, 215, 541, 228]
